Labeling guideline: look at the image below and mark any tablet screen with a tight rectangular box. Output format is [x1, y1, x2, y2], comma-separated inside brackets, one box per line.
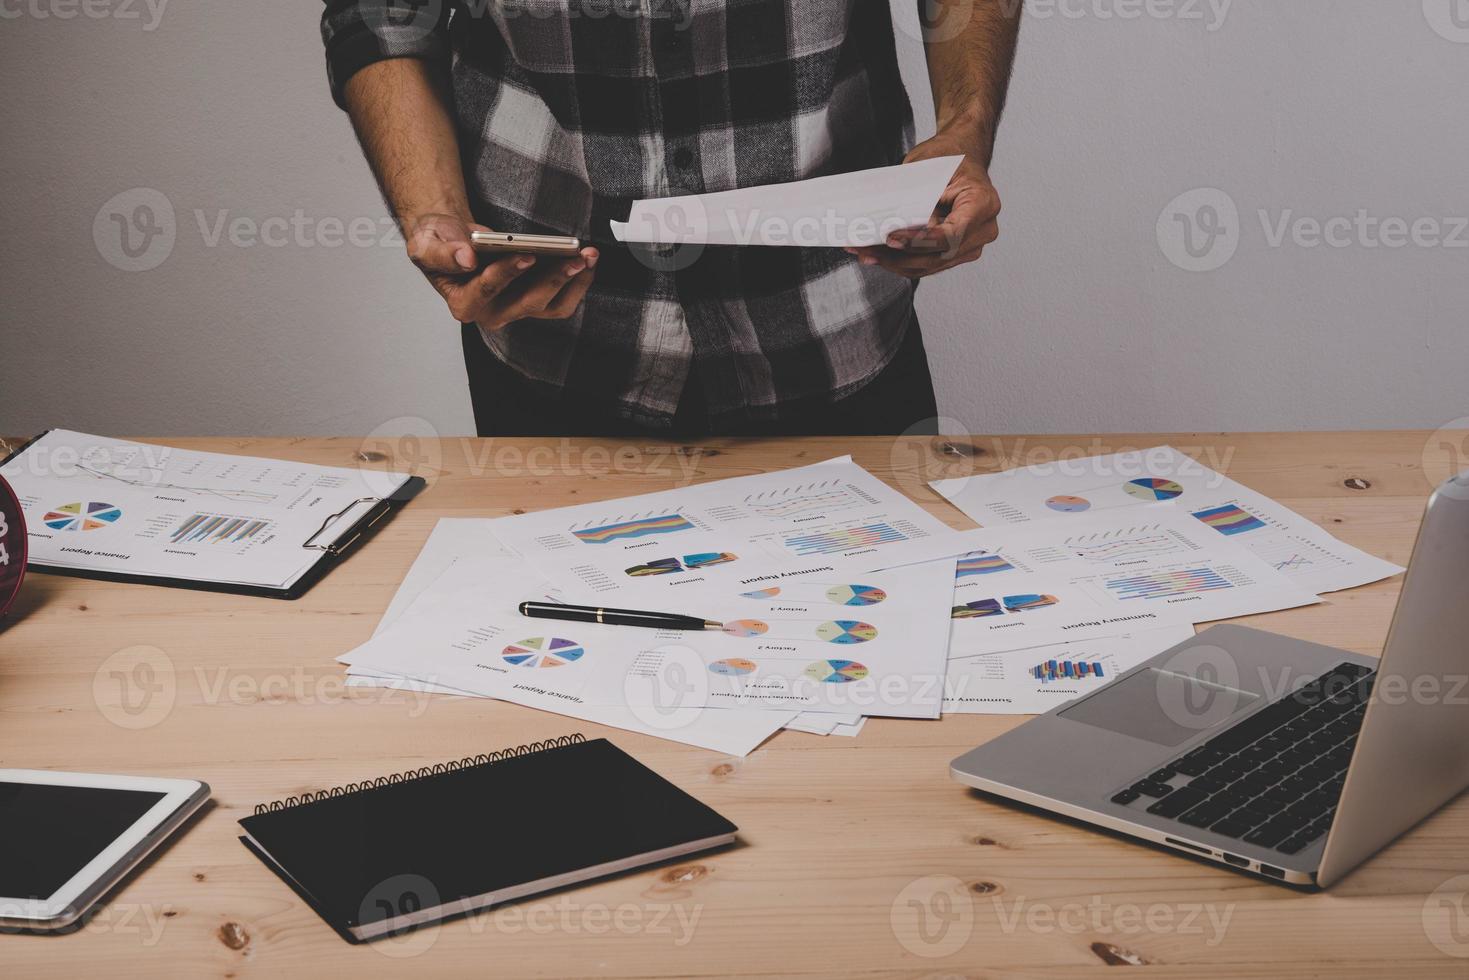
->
[0, 782, 164, 900]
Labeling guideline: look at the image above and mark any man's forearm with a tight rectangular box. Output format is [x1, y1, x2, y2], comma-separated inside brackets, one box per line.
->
[342, 57, 471, 229]
[922, 0, 1022, 166]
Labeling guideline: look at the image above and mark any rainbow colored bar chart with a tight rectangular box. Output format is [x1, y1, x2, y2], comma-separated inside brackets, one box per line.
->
[1105, 567, 1233, 600]
[1032, 660, 1105, 683]
[170, 513, 270, 545]
[1192, 503, 1269, 536]
[784, 522, 909, 556]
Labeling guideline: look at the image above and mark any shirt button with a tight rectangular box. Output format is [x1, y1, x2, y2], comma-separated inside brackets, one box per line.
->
[673, 148, 694, 169]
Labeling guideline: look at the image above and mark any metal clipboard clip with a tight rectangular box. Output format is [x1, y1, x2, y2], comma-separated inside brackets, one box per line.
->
[301, 496, 393, 557]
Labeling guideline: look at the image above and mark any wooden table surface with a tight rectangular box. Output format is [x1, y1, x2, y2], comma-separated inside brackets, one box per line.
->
[3, 431, 1466, 978]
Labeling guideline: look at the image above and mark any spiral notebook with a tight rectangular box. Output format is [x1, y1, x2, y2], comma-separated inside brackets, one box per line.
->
[238, 736, 738, 942]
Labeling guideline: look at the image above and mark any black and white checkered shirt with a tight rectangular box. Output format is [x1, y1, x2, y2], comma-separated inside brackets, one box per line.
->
[323, 0, 919, 427]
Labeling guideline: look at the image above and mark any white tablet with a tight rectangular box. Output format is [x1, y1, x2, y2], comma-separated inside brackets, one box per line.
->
[0, 769, 209, 931]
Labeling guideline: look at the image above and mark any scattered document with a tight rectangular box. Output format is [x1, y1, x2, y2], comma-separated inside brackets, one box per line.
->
[373, 518, 517, 630]
[0, 429, 411, 590]
[347, 556, 797, 756]
[941, 509, 1320, 658]
[490, 456, 977, 606]
[346, 518, 871, 738]
[786, 714, 869, 737]
[930, 446, 1402, 594]
[942, 626, 1197, 715]
[610, 156, 964, 247]
[346, 555, 957, 720]
[784, 714, 841, 735]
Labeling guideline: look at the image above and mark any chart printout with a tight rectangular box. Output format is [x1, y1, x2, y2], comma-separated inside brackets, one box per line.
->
[1, 430, 409, 588]
[941, 626, 1196, 715]
[490, 456, 979, 604]
[940, 508, 1321, 657]
[931, 445, 1401, 595]
[345, 555, 958, 721]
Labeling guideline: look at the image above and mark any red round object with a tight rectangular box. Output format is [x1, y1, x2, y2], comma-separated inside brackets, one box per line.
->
[0, 474, 27, 618]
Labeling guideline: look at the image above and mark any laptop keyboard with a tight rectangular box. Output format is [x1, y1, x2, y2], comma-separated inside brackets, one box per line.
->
[1110, 662, 1374, 856]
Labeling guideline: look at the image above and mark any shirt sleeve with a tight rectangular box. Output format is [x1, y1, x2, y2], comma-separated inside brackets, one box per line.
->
[320, 0, 452, 109]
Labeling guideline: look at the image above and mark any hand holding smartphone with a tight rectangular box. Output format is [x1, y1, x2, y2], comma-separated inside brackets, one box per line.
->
[405, 214, 597, 330]
[470, 230, 582, 258]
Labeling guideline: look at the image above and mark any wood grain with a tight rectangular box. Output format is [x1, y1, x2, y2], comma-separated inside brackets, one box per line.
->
[2, 431, 1465, 978]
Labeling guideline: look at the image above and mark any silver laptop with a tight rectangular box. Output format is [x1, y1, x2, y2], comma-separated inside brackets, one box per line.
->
[951, 470, 1469, 887]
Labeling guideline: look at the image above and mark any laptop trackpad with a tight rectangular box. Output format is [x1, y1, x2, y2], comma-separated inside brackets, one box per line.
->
[1059, 667, 1259, 747]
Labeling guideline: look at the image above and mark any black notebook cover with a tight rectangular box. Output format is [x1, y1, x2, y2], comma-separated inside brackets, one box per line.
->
[238, 736, 737, 941]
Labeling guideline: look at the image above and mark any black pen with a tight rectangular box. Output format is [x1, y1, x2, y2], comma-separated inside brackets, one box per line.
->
[518, 601, 722, 632]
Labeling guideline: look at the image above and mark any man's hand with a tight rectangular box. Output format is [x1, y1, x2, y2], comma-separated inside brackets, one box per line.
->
[406, 213, 599, 330]
[844, 134, 1001, 279]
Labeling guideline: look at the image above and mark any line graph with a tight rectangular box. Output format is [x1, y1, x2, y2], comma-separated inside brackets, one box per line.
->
[743, 479, 868, 519]
[1064, 523, 1189, 563]
[76, 463, 281, 504]
[1247, 536, 1347, 575]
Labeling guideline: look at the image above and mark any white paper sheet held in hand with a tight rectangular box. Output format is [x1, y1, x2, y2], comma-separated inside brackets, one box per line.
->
[610, 156, 963, 247]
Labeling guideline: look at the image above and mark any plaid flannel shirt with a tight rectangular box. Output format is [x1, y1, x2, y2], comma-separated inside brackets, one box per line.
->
[322, 0, 919, 427]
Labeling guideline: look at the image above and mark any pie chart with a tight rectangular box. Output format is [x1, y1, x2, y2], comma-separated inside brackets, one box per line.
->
[740, 586, 782, 599]
[825, 584, 887, 606]
[1046, 495, 1091, 513]
[1123, 478, 1184, 501]
[502, 637, 585, 668]
[709, 658, 758, 676]
[722, 619, 769, 638]
[43, 501, 122, 532]
[803, 659, 870, 684]
[814, 620, 878, 644]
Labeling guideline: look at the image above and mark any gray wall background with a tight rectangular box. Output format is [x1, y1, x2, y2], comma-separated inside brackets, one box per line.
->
[1, 1, 1465, 438]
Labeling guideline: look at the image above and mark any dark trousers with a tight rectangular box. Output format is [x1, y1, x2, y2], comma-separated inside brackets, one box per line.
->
[461, 320, 939, 438]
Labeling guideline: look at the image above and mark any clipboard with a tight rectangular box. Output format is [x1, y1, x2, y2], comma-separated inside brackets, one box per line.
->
[0, 431, 426, 600]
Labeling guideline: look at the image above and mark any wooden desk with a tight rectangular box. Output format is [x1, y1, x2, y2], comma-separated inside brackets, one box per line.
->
[3, 432, 1465, 978]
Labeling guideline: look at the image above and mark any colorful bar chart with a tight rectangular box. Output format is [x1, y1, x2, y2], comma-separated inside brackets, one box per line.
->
[170, 513, 270, 545]
[1032, 660, 1105, 683]
[1105, 567, 1233, 600]
[1192, 503, 1269, 536]
[784, 522, 907, 556]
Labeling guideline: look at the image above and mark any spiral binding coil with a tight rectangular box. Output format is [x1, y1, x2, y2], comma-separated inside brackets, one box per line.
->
[253, 733, 586, 815]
